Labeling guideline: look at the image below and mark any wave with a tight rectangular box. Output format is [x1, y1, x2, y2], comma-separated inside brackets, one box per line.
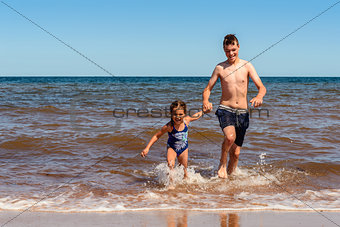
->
[0, 136, 48, 150]
[1, 187, 339, 213]
[1, 163, 339, 213]
[1, 106, 67, 115]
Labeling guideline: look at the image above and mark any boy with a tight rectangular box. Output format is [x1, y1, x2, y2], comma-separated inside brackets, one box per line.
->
[202, 34, 266, 178]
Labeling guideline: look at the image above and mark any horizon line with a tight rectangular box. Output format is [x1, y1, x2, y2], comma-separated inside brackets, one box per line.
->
[0, 75, 339, 77]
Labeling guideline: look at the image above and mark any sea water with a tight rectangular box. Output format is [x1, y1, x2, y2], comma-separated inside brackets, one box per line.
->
[0, 76, 339, 213]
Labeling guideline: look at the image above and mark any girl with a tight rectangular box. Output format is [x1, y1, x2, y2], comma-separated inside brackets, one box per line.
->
[141, 100, 203, 178]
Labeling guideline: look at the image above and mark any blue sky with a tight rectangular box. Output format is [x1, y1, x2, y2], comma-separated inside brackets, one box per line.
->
[1, 0, 339, 76]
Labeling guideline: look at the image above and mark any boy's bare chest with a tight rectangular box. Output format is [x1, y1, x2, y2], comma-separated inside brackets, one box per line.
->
[220, 66, 248, 85]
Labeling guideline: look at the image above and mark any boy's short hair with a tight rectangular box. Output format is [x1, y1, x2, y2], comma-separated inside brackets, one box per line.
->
[223, 34, 239, 47]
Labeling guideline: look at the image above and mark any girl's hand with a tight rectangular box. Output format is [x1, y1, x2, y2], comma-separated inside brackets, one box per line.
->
[141, 148, 149, 158]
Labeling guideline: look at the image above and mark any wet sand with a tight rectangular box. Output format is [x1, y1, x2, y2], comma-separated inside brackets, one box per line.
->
[1, 210, 339, 227]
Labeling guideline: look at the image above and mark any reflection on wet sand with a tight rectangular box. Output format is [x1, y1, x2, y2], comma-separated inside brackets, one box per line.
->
[167, 211, 188, 227]
[220, 213, 240, 227]
[165, 211, 239, 227]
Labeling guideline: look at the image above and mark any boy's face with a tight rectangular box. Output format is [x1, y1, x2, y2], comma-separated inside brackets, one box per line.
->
[224, 43, 239, 63]
[171, 108, 185, 124]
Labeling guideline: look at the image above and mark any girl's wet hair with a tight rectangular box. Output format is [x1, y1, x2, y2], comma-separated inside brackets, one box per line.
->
[170, 100, 187, 114]
[169, 100, 187, 126]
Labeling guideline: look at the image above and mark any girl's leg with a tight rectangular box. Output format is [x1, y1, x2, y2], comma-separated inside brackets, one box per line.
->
[167, 148, 177, 187]
[167, 147, 177, 170]
[178, 149, 188, 178]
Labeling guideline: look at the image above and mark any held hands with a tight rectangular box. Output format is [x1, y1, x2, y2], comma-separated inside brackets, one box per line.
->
[140, 148, 149, 158]
[250, 96, 263, 108]
[202, 101, 213, 113]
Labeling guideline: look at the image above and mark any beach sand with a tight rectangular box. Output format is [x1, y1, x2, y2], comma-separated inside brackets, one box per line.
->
[1, 210, 339, 227]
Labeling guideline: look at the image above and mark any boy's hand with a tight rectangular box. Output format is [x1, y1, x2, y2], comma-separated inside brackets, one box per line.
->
[141, 148, 149, 158]
[203, 102, 213, 113]
[250, 97, 263, 107]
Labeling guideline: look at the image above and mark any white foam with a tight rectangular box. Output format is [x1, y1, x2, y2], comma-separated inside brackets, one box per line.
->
[1, 164, 339, 213]
[1, 191, 340, 212]
[144, 191, 161, 199]
[114, 203, 126, 210]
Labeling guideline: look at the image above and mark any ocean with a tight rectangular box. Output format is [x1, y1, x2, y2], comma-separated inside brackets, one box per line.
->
[0, 76, 339, 213]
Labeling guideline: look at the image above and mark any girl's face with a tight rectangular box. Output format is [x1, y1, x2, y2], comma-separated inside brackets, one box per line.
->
[171, 108, 185, 124]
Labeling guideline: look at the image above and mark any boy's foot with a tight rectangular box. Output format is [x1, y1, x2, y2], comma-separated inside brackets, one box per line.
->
[217, 163, 228, 179]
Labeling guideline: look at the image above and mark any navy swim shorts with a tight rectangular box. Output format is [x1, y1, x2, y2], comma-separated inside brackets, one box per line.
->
[215, 106, 249, 147]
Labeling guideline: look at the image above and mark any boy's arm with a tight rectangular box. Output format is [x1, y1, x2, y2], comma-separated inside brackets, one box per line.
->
[141, 124, 169, 157]
[202, 66, 219, 113]
[247, 62, 266, 107]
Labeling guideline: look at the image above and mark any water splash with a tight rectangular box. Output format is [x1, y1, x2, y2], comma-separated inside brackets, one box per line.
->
[154, 163, 184, 187]
[258, 152, 267, 165]
[154, 163, 207, 188]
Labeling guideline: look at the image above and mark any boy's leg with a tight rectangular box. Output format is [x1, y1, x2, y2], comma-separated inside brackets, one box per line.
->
[227, 143, 240, 175]
[178, 149, 188, 178]
[218, 125, 236, 178]
[227, 113, 248, 175]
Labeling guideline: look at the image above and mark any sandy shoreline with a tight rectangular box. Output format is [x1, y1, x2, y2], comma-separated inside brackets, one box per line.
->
[1, 210, 339, 227]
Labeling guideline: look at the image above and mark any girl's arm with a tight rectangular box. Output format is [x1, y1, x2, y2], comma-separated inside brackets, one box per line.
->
[184, 110, 204, 125]
[141, 124, 169, 157]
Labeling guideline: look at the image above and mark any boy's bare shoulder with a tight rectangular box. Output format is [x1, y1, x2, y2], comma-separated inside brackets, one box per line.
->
[240, 59, 253, 69]
[217, 60, 228, 68]
[214, 61, 228, 75]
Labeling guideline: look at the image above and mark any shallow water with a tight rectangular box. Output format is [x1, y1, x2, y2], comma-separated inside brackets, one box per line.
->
[0, 76, 339, 213]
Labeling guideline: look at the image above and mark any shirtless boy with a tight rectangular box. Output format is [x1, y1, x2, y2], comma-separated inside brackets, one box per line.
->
[202, 34, 266, 179]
